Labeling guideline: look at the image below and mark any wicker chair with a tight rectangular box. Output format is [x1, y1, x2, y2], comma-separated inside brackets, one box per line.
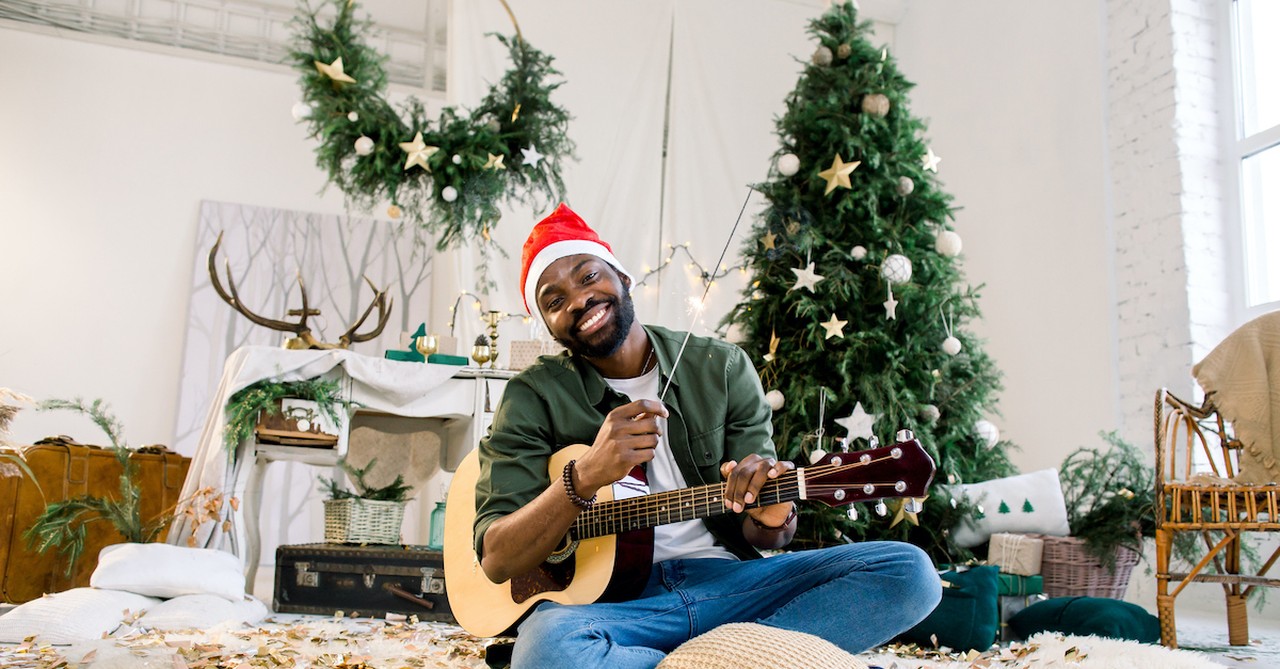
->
[1153, 389, 1280, 648]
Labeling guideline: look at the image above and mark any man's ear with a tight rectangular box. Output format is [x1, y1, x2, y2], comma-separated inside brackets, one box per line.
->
[619, 268, 632, 290]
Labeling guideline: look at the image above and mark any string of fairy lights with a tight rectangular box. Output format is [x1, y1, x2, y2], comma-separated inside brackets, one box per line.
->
[446, 242, 750, 334]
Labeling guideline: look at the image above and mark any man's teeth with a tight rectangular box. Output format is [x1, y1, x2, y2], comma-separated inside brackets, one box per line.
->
[580, 308, 607, 331]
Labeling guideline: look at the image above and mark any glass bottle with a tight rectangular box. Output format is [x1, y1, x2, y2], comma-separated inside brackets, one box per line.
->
[427, 500, 447, 551]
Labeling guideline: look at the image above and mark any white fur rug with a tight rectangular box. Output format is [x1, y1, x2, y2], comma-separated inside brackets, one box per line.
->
[0, 616, 1233, 669]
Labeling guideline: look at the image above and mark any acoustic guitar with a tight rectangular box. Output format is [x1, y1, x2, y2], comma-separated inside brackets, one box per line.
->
[443, 432, 935, 637]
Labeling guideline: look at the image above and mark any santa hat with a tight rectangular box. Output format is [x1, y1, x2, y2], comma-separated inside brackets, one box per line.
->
[521, 203, 633, 317]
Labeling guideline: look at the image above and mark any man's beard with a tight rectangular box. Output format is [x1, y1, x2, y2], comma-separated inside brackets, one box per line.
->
[557, 291, 637, 359]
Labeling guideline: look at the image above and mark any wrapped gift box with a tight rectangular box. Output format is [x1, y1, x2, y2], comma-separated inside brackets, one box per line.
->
[988, 532, 1044, 576]
[999, 593, 1048, 641]
[997, 573, 1044, 596]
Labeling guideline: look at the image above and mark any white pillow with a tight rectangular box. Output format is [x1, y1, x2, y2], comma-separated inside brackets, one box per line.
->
[90, 543, 244, 601]
[135, 594, 268, 631]
[950, 468, 1071, 548]
[0, 587, 160, 643]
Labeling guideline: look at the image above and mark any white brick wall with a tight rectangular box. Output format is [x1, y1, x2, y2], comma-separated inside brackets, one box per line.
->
[1107, 0, 1231, 449]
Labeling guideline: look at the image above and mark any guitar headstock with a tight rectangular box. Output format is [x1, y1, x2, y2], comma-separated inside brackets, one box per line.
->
[801, 431, 936, 507]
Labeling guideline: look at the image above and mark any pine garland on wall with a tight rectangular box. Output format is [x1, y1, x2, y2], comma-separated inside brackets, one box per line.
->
[724, 2, 1016, 561]
[290, 0, 575, 271]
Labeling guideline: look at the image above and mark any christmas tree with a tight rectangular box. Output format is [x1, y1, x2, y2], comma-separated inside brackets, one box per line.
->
[724, 2, 1016, 561]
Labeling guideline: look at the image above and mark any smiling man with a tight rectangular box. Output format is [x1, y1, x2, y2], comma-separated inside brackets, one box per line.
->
[471, 203, 940, 668]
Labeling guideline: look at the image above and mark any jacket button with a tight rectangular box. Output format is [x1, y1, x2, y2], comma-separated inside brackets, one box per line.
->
[704, 451, 712, 458]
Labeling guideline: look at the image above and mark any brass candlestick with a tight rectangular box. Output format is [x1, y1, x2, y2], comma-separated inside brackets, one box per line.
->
[480, 310, 504, 369]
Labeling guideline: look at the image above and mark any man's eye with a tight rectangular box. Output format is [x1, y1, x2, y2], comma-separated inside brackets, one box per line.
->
[583, 271, 598, 283]
[546, 296, 563, 310]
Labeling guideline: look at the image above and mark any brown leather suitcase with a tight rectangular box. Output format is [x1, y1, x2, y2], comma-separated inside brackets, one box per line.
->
[0, 437, 190, 603]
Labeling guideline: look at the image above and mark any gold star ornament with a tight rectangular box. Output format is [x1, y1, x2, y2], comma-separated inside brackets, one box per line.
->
[889, 496, 928, 528]
[483, 153, 507, 170]
[399, 132, 439, 172]
[763, 330, 781, 362]
[817, 154, 860, 195]
[314, 57, 357, 84]
[761, 231, 777, 250]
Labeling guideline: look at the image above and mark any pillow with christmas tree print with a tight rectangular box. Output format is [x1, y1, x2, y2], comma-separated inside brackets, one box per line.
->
[951, 469, 1070, 548]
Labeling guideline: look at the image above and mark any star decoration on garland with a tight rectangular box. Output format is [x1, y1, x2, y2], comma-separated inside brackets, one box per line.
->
[922, 146, 941, 172]
[520, 145, 544, 168]
[314, 57, 356, 84]
[817, 154, 860, 195]
[399, 132, 439, 172]
[835, 402, 877, 441]
[761, 231, 777, 250]
[484, 153, 507, 170]
[789, 262, 824, 292]
[820, 314, 847, 339]
[883, 286, 899, 319]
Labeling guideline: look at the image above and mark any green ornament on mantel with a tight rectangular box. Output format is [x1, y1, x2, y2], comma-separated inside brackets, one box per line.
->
[290, 0, 576, 274]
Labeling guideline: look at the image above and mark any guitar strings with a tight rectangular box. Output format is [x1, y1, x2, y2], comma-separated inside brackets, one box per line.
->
[571, 455, 911, 539]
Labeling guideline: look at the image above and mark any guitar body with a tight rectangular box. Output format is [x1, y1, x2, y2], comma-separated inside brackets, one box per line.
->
[445, 444, 635, 638]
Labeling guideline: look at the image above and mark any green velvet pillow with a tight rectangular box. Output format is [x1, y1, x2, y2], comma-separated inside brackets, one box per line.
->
[1009, 596, 1160, 643]
[901, 565, 999, 651]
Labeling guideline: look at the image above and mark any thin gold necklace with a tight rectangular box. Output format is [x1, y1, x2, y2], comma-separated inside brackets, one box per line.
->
[641, 346, 656, 375]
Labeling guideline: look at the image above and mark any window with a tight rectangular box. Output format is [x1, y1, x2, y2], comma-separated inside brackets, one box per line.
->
[1229, 0, 1280, 316]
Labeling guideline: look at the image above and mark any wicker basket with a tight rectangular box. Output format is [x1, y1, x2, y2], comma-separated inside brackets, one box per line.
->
[323, 498, 406, 544]
[1035, 534, 1140, 599]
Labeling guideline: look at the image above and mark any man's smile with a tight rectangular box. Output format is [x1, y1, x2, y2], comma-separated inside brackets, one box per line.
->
[577, 302, 611, 335]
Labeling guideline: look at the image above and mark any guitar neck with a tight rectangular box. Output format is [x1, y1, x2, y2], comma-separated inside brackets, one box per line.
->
[570, 472, 802, 541]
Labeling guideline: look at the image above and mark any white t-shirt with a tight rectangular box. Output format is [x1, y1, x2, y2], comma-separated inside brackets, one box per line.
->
[603, 367, 736, 563]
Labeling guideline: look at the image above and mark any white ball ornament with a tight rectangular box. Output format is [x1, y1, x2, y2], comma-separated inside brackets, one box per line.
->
[941, 336, 963, 356]
[812, 46, 834, 66]
[896, 176, 915, 196]
[347, 111, 359, 122]
[765, 389, 785, 411]
[354, 136, 375, 156]
[850, 245, 868, 260]
[935, 230, 963, 257]
[920, 404, 940, 424]
[881, 253, 913, 284]
[441, 186, 459, 203]
[776, 153, 800, 177]
[290, 101, 312, 121]
[974, 420, 1000, 448]
[452, 154, 462, 165]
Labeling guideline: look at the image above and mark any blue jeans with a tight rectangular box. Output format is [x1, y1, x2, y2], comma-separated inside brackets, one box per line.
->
[512, 541, 941, 669]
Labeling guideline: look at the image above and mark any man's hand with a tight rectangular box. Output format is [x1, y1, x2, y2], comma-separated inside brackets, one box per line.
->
[722, 455, 797, 549]
[573, 399, 669, 496]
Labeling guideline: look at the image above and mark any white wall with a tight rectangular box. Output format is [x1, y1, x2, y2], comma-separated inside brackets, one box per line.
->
[0, 27, 357, 448]
[893, 1, 1118, 474]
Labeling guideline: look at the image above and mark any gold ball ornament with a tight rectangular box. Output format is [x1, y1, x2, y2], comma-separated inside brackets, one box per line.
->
[811, 45, 834, 66]
[837, 43, 852, 59]
[861, 93, 891, 117]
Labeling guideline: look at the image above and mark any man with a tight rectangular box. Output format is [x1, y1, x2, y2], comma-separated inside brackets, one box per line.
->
[473, 203, 940, 668]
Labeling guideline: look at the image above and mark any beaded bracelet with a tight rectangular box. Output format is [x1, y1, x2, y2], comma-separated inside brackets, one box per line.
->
[562, 460, 597, 509]
[749, 504, 797, 531]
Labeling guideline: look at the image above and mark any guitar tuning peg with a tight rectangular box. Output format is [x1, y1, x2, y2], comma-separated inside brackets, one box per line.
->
[874, 501, 888, 517]
[896, 429, 915, 443]
[808, 448, 828, 464]
[905, 498, 924, 514]
[847, 507, 858, 521]
[868, 435, 879, 448]
[836, 437, 849, 453]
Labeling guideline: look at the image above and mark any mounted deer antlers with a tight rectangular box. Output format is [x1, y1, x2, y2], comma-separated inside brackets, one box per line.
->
[207, 231, 393, 350]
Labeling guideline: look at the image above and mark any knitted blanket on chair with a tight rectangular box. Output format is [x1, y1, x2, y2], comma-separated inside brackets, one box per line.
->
[1193, 310, 1280, 485]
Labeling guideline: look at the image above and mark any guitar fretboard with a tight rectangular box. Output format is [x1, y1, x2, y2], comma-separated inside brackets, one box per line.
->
[569, 472, 800, 541]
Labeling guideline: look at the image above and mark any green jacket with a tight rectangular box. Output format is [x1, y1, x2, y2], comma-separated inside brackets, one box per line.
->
[473, 324, 776, 561]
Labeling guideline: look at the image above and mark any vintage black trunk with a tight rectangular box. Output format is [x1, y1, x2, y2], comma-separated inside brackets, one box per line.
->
[274, 543, 453, 622]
